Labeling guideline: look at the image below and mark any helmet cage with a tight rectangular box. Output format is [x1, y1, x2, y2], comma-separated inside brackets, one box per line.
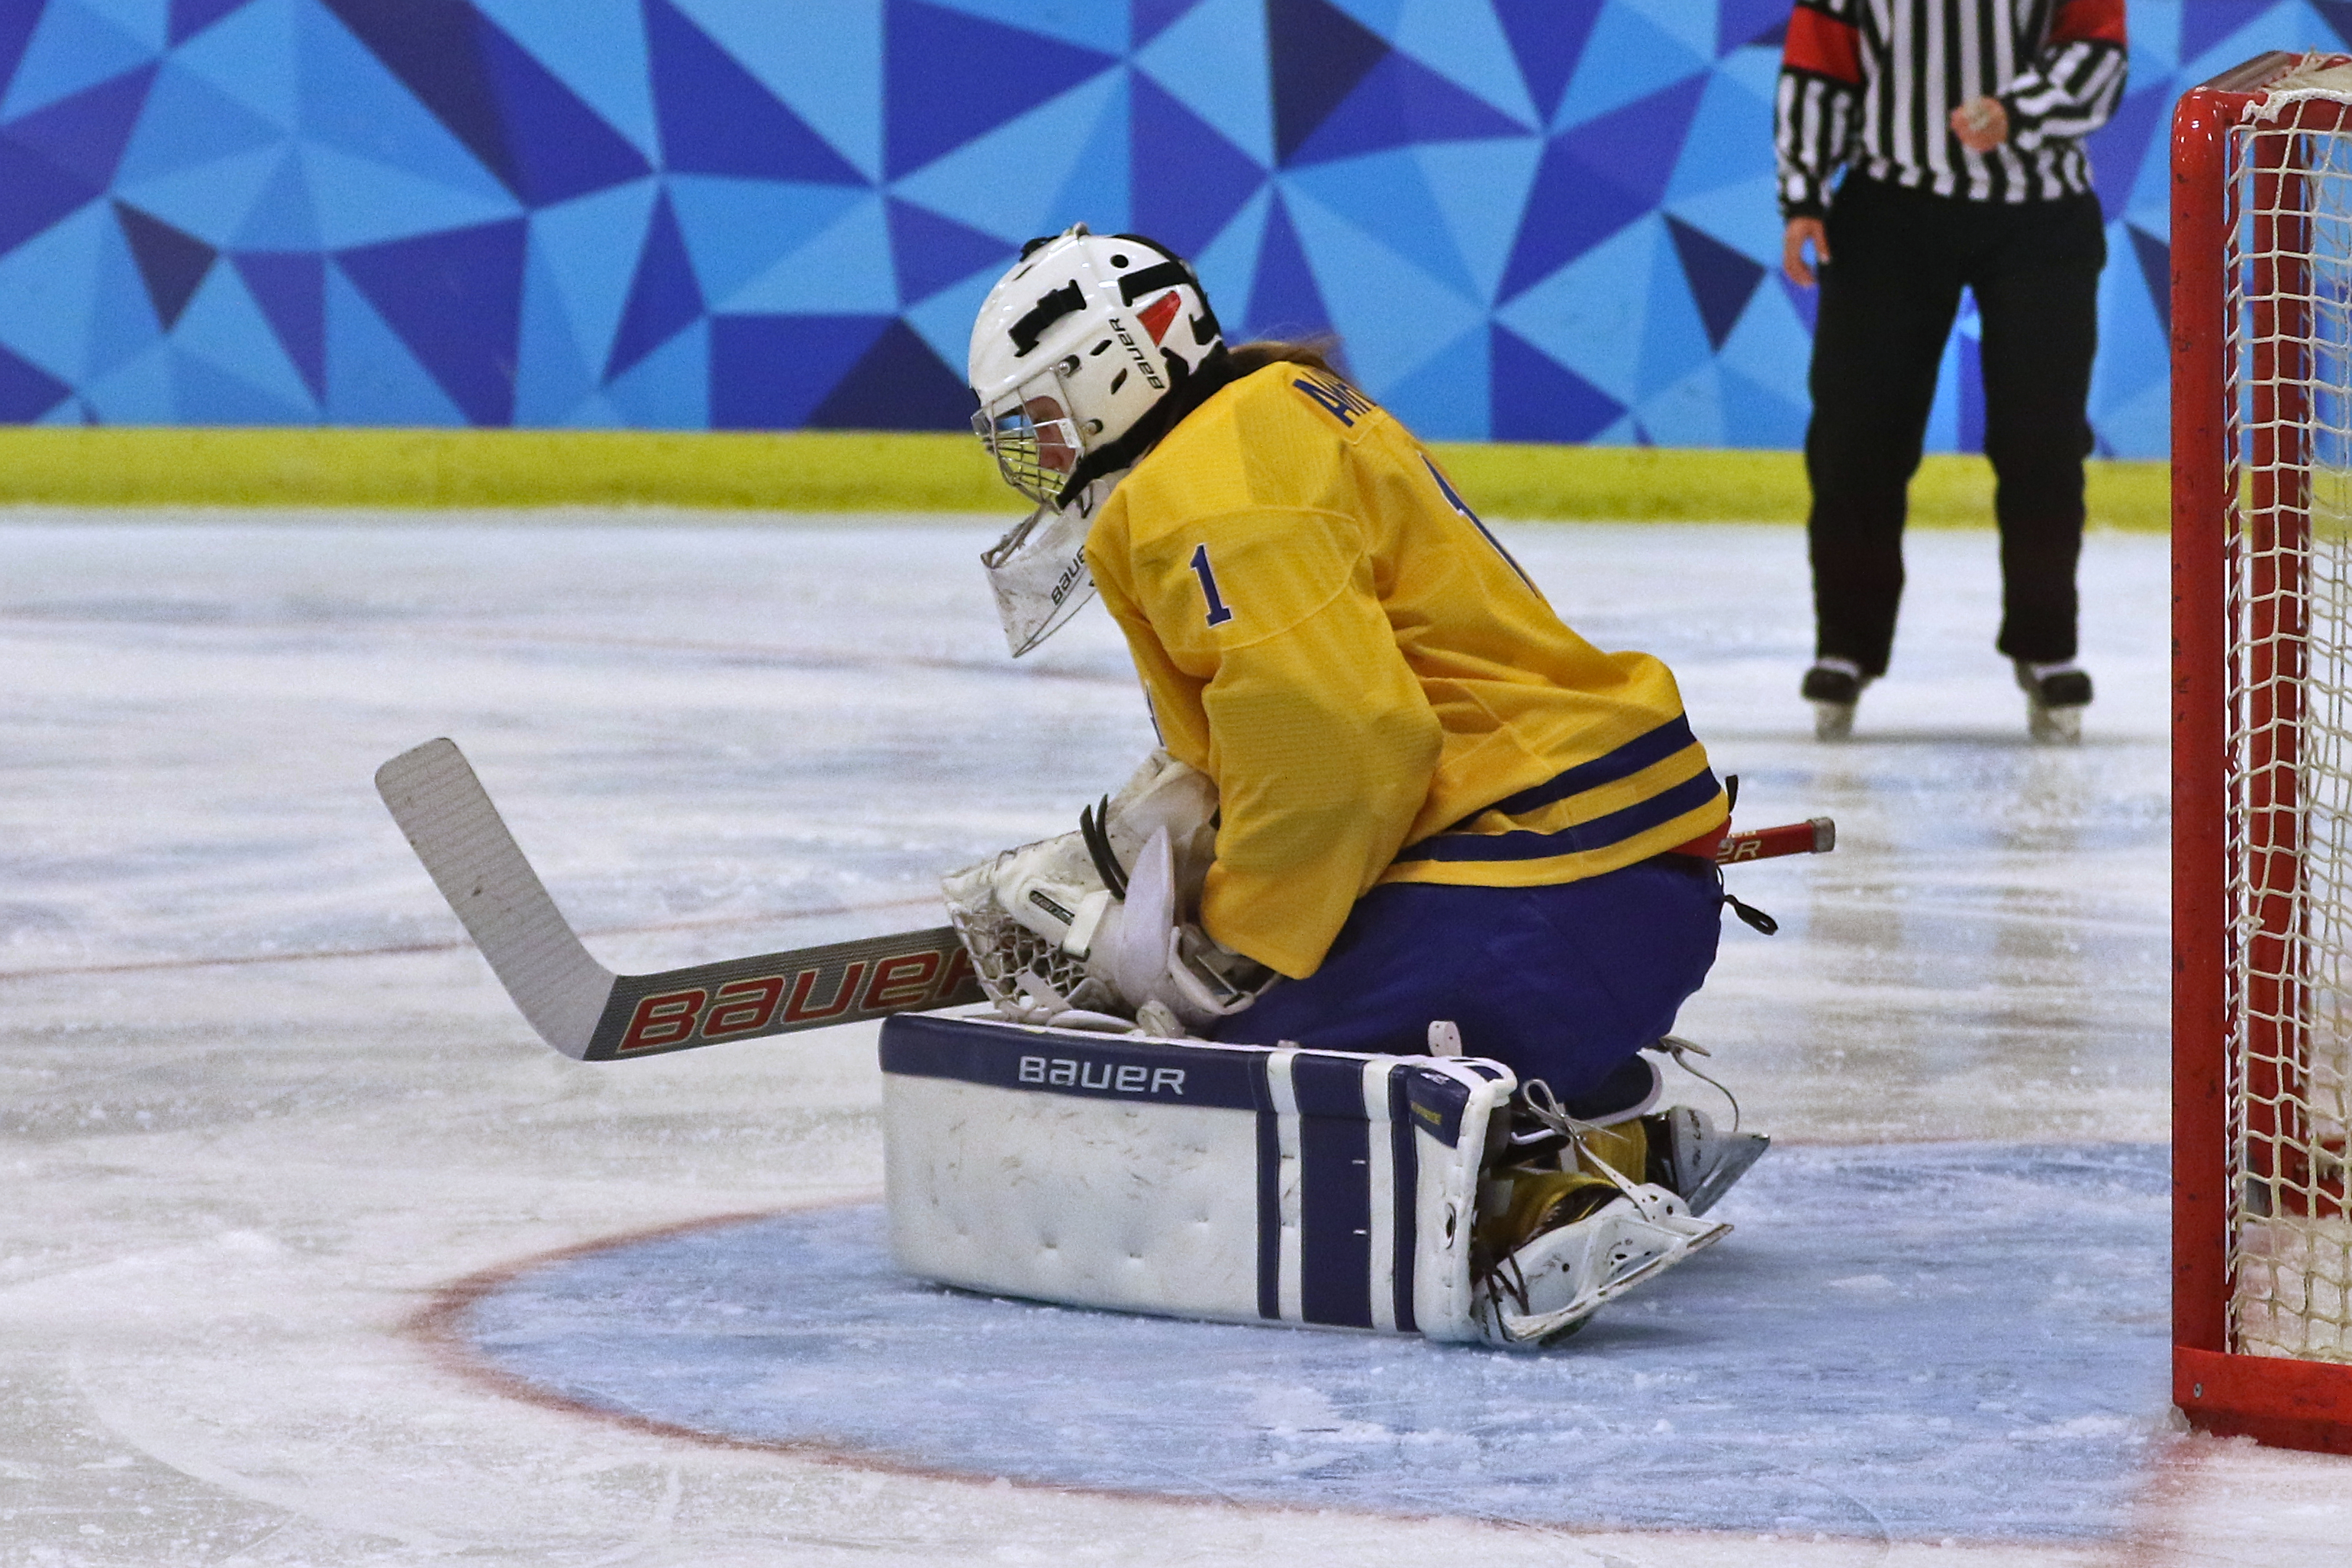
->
[971, 365, 1086, 508]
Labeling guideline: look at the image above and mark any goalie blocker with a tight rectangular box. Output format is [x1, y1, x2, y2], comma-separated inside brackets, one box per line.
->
[882, 1012, 1743, 1347]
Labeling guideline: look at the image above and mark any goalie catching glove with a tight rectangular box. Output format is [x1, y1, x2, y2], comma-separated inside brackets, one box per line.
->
[941, 751, 1274, 1031]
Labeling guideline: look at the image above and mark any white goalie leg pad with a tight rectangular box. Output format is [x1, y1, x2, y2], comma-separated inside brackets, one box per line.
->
[1475, 1184, 1729, 1348]
[882, 1015, 1748, 1345]
[881, 1013, 1518, 1340]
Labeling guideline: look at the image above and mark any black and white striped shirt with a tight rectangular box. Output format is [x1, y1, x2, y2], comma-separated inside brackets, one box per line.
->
[1774, 0, 2128, 215]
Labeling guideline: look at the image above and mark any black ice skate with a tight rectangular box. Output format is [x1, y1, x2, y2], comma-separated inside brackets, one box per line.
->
[1801, 659, 1871, 742]
[2014, 660, 2093, 745]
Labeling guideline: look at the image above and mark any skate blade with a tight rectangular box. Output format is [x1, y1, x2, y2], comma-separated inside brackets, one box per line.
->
[1811, 700, 1855, 742]
[1685, 1133, 1771, 1217]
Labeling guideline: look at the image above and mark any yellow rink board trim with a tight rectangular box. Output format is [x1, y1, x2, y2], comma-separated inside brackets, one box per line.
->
[0, 427, 2167, 531]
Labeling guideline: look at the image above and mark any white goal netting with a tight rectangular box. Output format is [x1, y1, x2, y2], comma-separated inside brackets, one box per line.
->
[2225, 85, 2352, 1363]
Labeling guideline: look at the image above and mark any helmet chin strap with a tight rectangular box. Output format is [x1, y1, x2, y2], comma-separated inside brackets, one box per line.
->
[1054, 346, 1241, 510]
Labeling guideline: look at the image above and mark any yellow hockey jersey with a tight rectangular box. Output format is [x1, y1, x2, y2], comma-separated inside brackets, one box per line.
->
[1086, 362, 1726, 980]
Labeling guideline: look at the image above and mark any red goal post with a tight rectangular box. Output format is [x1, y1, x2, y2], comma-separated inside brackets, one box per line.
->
[2174, 50, 2352, 1454]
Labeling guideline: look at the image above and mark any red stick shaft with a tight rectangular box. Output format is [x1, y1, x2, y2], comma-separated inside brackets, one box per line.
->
[1716, 818, 1835, 864]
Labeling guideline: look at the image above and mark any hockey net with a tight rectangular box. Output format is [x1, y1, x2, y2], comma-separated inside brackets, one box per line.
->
[2177, 53, 2352, 1450]
[2225, 60, 2352, 1365]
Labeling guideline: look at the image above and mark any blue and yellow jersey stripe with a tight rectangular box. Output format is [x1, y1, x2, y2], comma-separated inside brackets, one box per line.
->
[1387, 716, 1722, 887]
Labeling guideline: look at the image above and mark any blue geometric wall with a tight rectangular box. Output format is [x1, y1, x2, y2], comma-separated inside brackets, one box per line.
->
[0, 1, 2337, 455]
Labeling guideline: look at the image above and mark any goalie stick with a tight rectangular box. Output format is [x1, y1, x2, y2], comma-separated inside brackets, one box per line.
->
[377, 738, 1835, 1064]
[375, 739, 982, 1062]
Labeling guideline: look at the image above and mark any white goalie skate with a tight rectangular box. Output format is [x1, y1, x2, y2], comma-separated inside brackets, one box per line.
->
[1477, 1183, 1729, 1347]
[1470, 1075, 1735, 1347]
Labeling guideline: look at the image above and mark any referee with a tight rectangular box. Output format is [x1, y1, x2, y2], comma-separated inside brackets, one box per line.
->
[1775, 0, 2127, 742]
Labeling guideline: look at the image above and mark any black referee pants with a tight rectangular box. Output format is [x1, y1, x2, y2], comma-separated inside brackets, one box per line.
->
[1805, 175, 2106, 675]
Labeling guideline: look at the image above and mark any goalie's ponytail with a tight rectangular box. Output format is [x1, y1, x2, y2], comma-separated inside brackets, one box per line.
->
[1227, 336, 1345, 377]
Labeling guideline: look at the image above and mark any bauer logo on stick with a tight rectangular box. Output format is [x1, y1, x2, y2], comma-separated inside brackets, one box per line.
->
[607, 944, 978, 1056]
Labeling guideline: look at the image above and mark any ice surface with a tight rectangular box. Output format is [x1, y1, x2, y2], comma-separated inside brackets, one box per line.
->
[0, 510, 2329, 1566]
[464, 1145, 2170, 1541]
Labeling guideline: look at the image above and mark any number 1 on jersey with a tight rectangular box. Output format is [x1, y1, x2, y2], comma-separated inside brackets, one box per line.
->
[1188, 543, 1235, 626]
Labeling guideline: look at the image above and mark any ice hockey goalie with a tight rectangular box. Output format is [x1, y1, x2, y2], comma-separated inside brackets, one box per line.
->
[888, 225, 1774, 1346]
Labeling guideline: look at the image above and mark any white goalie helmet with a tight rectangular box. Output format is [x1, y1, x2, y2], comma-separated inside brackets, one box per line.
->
[968, 224, 1226, 656]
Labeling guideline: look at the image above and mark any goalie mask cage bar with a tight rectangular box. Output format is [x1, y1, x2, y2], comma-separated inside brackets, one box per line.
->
[2175, 50, 2352, 1454]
